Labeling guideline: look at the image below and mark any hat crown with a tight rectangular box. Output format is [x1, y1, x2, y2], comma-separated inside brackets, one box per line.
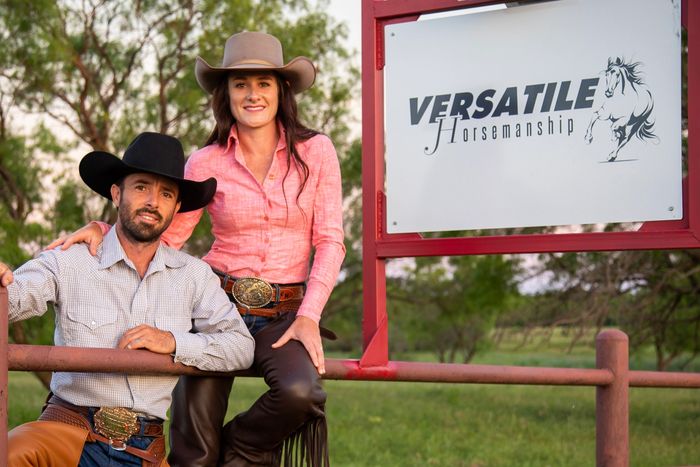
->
[122, 132, 185, 179]
[221, 31, 284, 68]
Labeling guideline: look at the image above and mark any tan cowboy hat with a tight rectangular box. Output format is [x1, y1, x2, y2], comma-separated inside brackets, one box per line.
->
[195, 31, 316, 94]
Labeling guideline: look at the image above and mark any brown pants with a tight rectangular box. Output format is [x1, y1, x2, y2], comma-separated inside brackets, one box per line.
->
[9, 405, 169, 467]
[8, 420, 89, 466]
[168, 312, 329, 467]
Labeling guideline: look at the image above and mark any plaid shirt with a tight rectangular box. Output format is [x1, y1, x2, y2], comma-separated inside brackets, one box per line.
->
[161, 126, 346, 323]
[7, 227, 254, 419]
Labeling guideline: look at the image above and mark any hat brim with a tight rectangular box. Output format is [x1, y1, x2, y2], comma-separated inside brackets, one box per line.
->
[195, 56, 316, 94]
[79, 151, 216, 213]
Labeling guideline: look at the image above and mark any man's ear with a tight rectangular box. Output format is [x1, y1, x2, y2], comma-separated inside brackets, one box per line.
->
[110, 184, 121, 208]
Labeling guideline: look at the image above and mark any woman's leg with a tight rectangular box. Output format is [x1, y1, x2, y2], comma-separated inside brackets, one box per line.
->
[168, 375, 234, 467]
[220, 312, 328, 466]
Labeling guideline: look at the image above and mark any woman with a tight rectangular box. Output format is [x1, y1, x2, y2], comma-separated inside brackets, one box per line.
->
[51, 31, 345, 466]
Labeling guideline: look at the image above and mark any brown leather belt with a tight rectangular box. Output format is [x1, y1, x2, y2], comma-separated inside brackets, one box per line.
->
[213, 269, 305, 317]
[44, 395, 163, 437]
[38, 395, 165, 465]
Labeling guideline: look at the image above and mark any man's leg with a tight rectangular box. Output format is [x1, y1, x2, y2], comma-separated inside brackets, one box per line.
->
[8, 420, 88, 466]
[79, 435, 159, 467]
[168, 375, 234, 467]
[220, 312, 328, 466]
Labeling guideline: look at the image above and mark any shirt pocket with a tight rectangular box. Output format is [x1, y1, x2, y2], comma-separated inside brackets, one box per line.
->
[155, 315, 193, 334]
[63, 307, 119, 348]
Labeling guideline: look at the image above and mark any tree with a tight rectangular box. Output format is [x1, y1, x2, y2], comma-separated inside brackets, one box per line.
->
[0, 72, 64, 387]
[521, 249, 700, 370]
[0, 0, 359, 385]
[388, 254, 519, 363]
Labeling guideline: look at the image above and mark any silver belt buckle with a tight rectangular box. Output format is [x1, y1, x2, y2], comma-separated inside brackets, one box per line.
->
[232, 277, 274, 309]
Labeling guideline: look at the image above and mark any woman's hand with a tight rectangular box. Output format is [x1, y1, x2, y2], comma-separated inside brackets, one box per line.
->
[45, 222, 104, 256]
[272, 316, 325, 375]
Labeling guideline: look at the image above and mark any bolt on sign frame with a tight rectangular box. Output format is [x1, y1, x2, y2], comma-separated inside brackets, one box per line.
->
[360, 0, 700, 367]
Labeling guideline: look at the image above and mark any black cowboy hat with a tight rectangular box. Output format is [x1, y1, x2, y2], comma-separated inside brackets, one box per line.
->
[79, 132, 216, 213]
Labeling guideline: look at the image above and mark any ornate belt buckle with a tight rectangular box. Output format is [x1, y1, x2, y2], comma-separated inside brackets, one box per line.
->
[232, 277, 274, 309]
[94, 407, 140, 451]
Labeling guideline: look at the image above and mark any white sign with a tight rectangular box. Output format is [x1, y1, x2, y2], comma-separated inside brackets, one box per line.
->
[384, 0, 682, 233]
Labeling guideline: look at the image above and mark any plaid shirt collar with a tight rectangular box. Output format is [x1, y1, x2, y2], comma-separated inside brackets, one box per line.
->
[98, 225, 186, 274]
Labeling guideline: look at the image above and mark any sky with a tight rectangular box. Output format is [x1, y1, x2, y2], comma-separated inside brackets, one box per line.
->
[327, 0, 362, 58]
[324, 1, 506, 58]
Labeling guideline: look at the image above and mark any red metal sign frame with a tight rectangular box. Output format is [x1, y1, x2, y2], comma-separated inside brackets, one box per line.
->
[360, 0, 698, 366]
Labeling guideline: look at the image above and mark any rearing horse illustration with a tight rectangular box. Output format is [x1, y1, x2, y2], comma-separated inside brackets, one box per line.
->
[584, 57, 658, 161]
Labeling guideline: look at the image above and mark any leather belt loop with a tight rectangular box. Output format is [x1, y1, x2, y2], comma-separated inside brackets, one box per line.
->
[222, 274, 230, 295]
[274, 283, 281, 303]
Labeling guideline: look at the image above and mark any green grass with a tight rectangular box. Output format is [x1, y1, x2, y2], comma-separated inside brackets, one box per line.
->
[7, 334, 700, 466]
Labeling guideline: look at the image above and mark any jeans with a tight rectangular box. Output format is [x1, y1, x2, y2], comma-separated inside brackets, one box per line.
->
[242, 313, 272, 335]
[79, 436, 154, 466]
[78, 408, 157, 467]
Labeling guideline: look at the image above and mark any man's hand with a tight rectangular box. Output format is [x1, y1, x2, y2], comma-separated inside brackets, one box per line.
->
[271, 316, 325, 375]
[45, 222, 104, 256]
[118, 324, 176, 354]
[0, 261, 14, 287]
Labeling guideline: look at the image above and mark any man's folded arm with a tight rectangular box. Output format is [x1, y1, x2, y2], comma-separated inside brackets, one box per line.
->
[6, 251, 59, 323]
[172, 270, 254, 372]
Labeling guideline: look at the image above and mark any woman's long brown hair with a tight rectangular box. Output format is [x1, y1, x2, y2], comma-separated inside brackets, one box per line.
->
[205, 73, 317, 208]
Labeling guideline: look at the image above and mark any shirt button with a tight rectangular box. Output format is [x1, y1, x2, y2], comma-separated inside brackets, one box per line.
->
[90, 320, 96, 327]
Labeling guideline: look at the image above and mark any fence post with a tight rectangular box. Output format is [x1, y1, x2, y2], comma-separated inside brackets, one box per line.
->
[1, 286, 8, 465]
[595, 329, 629, 467]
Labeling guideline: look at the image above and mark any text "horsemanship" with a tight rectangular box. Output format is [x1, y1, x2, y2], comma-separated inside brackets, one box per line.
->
[410, 78, 599, 155]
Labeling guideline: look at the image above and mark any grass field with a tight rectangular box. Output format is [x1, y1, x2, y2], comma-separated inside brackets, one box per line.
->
[7, 333, 700, 466]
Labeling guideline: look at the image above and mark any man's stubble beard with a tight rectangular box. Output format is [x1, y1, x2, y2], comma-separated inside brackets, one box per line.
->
[118, 199, 174, 245]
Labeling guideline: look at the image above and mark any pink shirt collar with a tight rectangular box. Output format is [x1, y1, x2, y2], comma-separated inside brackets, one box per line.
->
[224, 122, 288, 155]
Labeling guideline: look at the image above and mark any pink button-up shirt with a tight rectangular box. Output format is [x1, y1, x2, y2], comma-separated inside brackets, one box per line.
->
[161, 126, 345, 323]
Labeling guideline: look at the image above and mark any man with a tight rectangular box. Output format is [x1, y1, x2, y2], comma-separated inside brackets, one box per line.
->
[1, 132, 255, 466]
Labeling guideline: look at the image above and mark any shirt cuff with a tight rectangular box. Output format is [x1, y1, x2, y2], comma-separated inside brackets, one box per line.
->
[296, 282, 329, 324]
[171, 331, 205, 365]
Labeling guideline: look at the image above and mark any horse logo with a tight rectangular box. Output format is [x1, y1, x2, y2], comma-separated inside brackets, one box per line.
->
[584, 57, 658, 161]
